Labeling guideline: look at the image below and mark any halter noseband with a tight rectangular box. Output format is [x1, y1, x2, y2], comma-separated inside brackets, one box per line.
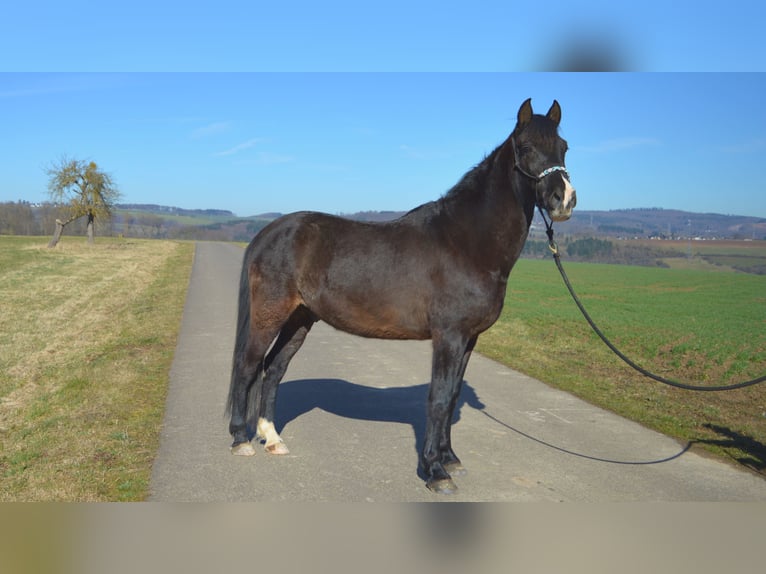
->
[537, 165, 569, 179]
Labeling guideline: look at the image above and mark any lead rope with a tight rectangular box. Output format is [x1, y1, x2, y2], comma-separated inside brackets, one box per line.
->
[537, 205, 766, 392]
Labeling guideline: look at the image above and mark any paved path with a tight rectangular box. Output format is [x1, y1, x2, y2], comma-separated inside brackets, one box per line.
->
[149, 242, 766, 501]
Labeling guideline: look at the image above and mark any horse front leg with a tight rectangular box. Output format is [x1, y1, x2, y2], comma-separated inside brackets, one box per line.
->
[422, 332, 476, 494]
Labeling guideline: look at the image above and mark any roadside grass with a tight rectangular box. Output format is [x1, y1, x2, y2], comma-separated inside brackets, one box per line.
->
[478, 258, 766, 475]
[0, 236, 193, 500]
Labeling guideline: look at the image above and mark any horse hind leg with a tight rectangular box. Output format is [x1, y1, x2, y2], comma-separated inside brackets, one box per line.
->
[230, 292, 297, 456]
[255, 306, 316, 455]
[229, 323, 281, 457]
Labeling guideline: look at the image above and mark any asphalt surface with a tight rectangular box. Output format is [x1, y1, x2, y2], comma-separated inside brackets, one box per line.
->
[149, 241, 766, 501]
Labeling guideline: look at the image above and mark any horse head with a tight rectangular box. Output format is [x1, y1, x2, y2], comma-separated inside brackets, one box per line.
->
[512, 98, 576, 222]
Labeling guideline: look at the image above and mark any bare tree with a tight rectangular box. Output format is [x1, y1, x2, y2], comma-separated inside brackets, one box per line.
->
[46, 157, 121, 248]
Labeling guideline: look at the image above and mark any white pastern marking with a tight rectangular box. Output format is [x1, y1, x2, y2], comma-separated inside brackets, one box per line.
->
[257, 417, 281, 444]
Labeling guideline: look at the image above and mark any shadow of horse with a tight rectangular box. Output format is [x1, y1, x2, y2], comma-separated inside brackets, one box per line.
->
[273, 378, 485, 475]
[272, 378, 695, 469]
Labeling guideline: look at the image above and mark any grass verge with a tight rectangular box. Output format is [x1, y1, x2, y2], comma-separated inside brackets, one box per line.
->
[0, 236, 194, 500]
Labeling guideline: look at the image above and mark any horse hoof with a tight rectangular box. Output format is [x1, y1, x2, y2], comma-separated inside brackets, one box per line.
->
[265, 441, 289, 455]
[231, 442, 257, 456]
[426, 478, 458, 495]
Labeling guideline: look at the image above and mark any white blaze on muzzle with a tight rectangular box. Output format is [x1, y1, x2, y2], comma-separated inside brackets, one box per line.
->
[561, 173, 576, 209]
[538, 165, 575, 212]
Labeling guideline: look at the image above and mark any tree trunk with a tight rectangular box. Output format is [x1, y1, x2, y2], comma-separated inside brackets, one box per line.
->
[47, 219, 66, 248]
[86, 213, 95, 244]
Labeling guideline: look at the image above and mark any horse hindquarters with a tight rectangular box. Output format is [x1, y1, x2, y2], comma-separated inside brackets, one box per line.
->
[228, 237, 303, 454]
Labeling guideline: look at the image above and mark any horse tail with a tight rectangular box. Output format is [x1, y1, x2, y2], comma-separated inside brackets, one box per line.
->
[226, 244, 262, 422]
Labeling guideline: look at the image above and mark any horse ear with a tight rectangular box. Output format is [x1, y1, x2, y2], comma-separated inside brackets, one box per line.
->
[546, 100, 561, 126]
[517, 98, 533, 126]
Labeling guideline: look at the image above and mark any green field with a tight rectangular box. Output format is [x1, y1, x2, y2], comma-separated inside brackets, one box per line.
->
[116, 209, 224, 226]
[479, 258, 766, 473]
[645, 239, 766, 274]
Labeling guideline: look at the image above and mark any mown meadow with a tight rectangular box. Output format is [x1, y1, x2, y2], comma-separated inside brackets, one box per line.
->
[0, 236, 193, 500]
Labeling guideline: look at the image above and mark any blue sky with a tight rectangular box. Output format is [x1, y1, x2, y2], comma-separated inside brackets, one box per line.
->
[1, 73, 765, 218]
[1, 2, 765, 218]
[0, 73, 766, 217]
[2, 1, 765, 72]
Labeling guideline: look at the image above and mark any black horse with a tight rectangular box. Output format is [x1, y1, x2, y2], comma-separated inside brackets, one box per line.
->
[227, 98, 576, 493]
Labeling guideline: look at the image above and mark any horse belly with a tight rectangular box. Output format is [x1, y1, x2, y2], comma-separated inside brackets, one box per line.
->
[294, 255, 430, 341]
[312, 287, 431, 340]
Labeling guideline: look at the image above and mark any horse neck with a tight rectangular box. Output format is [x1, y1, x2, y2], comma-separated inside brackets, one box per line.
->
[437, 136, 537, 275]
[489, 136, 538, 226]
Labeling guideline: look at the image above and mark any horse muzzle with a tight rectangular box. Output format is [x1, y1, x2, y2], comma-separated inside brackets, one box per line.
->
[548, 179, 577, 222]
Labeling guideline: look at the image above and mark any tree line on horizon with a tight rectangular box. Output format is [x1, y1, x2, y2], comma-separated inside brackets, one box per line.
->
[0, 200, 270, 243]
[3, 199, 765, 273]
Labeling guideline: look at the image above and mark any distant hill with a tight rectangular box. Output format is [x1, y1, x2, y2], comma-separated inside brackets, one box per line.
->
[109, 205, 766, 242]
[3, 201, 764, 270]
[560, 208, 766, 240]
[117, 203, 236, 218]
[248, 211, 408, 223]
[250, 212, 284, 220]
[335, 208, 766, 240]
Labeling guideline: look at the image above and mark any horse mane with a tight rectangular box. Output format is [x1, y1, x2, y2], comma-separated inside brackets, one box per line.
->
[402, 114, 560, 223]
[397, 141, 511, 227]
[443, 115, 560, 201]
[441, 142, 506, 202]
